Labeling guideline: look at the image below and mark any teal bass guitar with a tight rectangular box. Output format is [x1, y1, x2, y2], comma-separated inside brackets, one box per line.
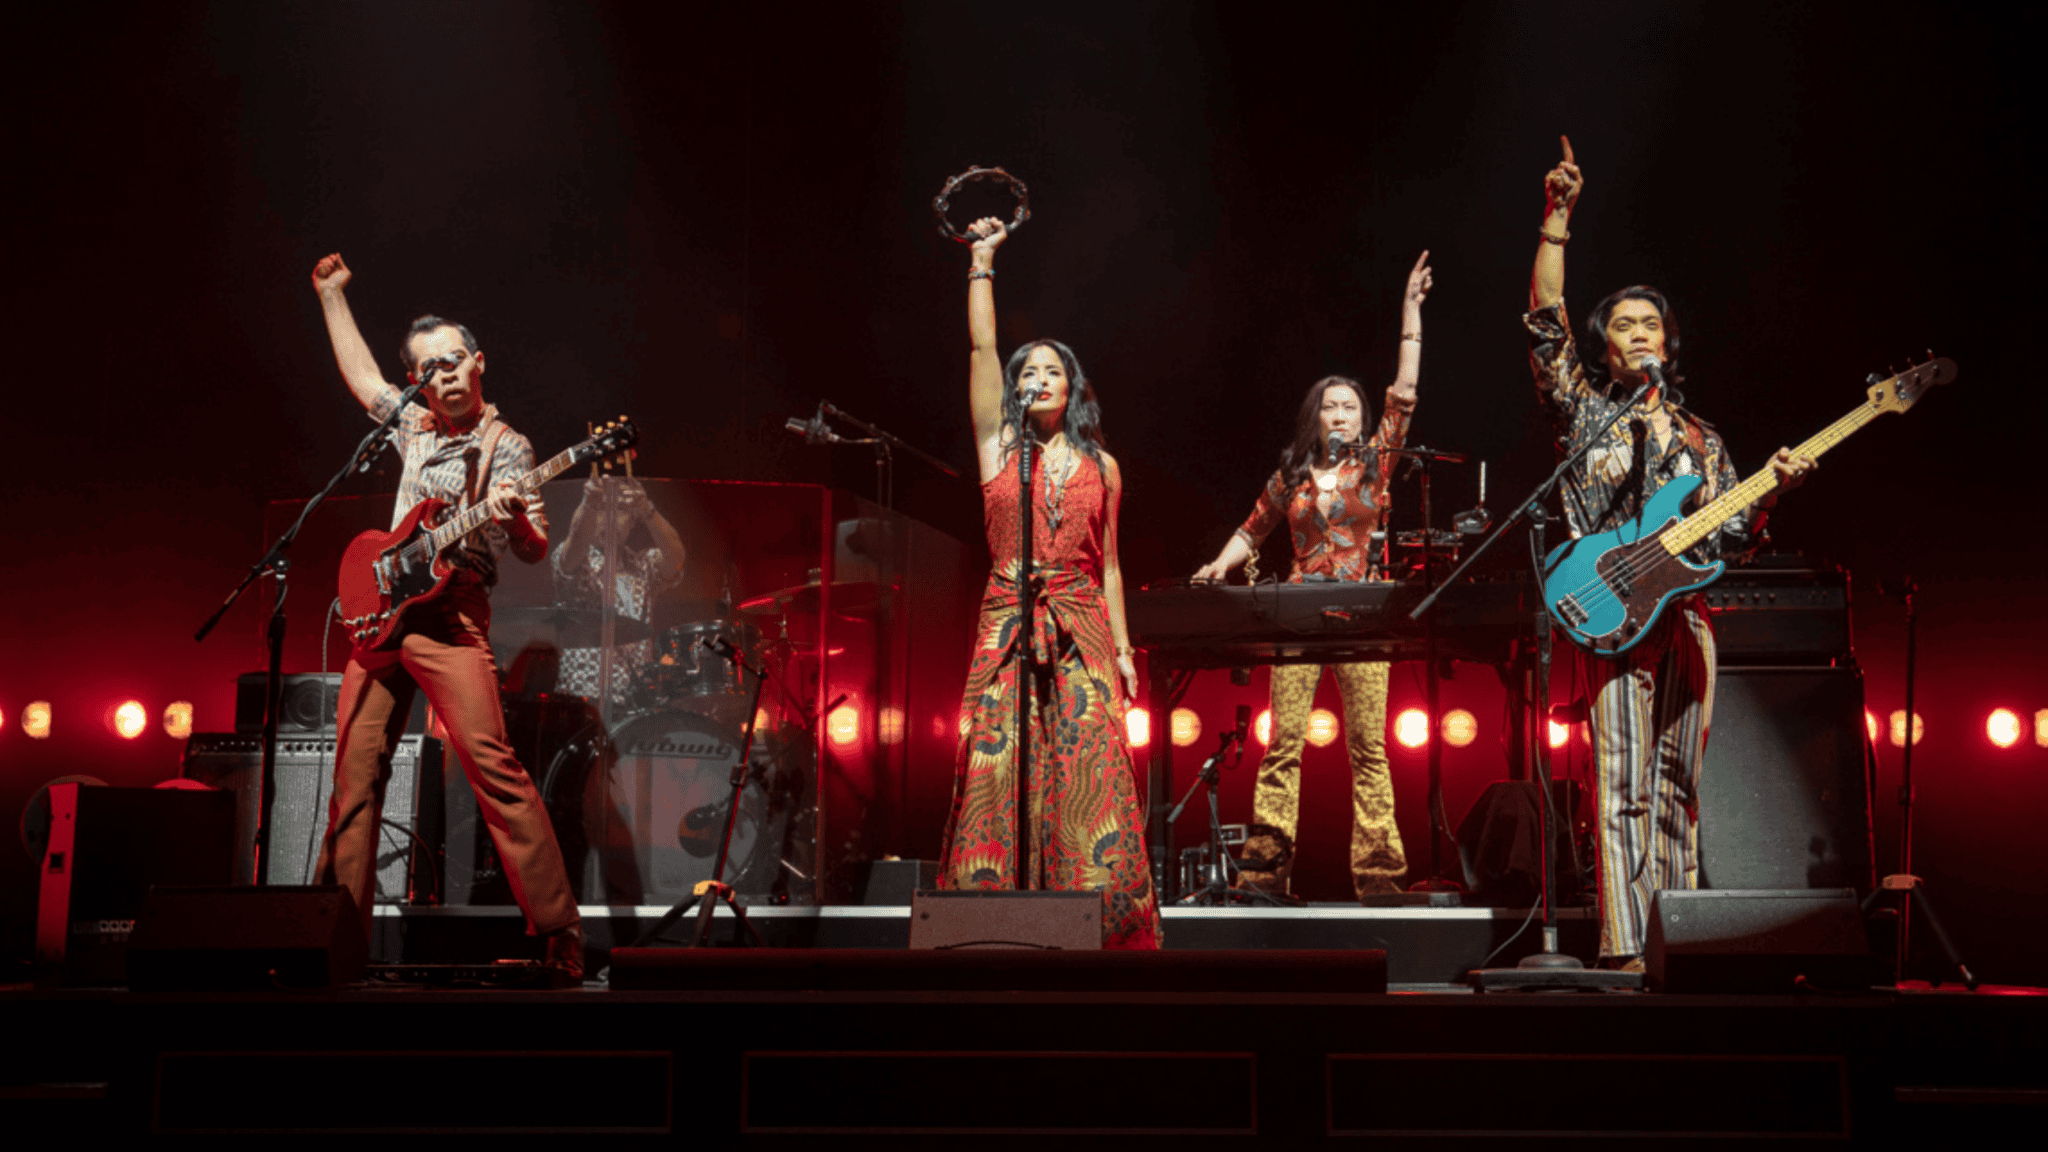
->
[1543, 357, 1955, 656]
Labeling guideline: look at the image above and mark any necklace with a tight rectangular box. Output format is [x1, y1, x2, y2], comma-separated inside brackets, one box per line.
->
[1039, 436, 1072, 532]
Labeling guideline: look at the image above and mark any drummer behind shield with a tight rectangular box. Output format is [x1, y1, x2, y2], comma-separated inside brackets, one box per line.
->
[551, 475, 686, 703]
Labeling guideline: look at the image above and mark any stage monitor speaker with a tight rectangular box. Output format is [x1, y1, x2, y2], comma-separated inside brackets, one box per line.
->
[1699, 666, 1873, 892]
[180, 733, 445, 900]
[125, 885, 367, 991]
[1646, 888, 1875, 993]
[34, 784, 237, 986]
[909, 890, 1103, 950]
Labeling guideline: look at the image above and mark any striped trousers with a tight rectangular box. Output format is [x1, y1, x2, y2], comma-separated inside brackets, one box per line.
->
[1588, 600, 1717, 959]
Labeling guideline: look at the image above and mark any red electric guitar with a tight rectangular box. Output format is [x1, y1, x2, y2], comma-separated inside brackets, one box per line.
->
[337, 418, 638, 651]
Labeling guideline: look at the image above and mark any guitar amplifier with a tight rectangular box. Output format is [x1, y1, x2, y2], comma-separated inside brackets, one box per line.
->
[234, 672, 430, 734]
[1699, 559, 1850, 664]
[180, 733, 445, 902]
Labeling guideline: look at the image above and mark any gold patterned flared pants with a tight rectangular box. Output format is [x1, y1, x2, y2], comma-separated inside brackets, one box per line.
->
[1237, 661, 1406, 898]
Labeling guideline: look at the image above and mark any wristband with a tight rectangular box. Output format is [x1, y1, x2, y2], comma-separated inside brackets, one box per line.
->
[968, 268, 995, 281]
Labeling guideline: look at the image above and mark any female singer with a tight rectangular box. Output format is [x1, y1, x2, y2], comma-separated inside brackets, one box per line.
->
[937, 216, 1161, 949]
[1193, 251, 1432, 900]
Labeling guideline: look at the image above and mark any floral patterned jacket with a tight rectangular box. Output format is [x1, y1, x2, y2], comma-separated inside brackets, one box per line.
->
[1235, 387, 1414, 582]
[1524, 302, 1760, 564]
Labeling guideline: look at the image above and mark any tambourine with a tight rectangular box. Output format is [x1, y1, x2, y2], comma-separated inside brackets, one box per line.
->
[932, 165, 1031, 244]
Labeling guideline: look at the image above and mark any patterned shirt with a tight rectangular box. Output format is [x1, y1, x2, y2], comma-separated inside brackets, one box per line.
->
[366, 387, 547, 587]
[551, 542, 680, 701]
[1524, 302, 1758, 563]
[1235, 387, 1414, 583]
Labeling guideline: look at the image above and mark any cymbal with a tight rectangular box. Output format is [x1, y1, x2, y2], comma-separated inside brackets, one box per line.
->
[494, 605, 652, 647]
[737, 581, 880, 618]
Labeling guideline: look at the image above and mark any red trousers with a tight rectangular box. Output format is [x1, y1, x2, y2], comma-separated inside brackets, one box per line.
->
[315, 585, 579, 940]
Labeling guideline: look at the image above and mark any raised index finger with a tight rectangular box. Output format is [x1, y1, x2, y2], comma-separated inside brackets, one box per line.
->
[1560, 135, 1575, 165]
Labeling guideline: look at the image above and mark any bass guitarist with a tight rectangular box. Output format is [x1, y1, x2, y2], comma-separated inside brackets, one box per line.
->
[309, 253, 582, 981]
[1525, 139, 1813, 971]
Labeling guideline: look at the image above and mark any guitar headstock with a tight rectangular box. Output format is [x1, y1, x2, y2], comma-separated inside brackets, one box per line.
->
[1867, 356, 1957, 415]
[572, 416, 640, 469]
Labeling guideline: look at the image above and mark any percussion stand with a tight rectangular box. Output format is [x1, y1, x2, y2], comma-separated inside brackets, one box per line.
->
[628, 636, 773, 949]
[1413, 381, 1653, 991]
[195, 377, 427, 884]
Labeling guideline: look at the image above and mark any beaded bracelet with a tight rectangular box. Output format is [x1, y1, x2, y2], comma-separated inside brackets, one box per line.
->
[1539, 229, 1570, 246]
[968, 268, 995, 281]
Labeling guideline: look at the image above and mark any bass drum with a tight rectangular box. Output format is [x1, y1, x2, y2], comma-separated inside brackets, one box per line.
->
[541, 709, 813, 906]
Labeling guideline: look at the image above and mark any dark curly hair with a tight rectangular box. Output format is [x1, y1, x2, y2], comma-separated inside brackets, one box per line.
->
[999, 339, 1106, 464]
[1275, 375, 1376, 493]
[1584, 285, 1684, 391]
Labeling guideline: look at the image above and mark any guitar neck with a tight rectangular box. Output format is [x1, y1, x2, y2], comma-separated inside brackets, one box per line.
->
[1660, 398, 1888, 554]
[425, 443, 584, 553]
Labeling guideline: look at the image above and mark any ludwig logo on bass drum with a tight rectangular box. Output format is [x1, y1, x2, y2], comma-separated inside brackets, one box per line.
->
[622, 734, 735, 758]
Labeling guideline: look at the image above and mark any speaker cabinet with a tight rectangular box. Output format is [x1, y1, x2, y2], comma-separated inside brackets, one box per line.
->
[125, 885, 367, 991]
[1647, 888, 1875, 993]
[34, 785, 237, 986]
[180, 733, 444, 900]
[909, 890, 1103, 950]
[1700, 666, 1873, 891]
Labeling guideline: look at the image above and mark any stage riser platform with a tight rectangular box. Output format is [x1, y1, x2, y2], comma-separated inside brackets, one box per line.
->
[373, 904, 1598, 985]
[2, 989, 2039, 1145]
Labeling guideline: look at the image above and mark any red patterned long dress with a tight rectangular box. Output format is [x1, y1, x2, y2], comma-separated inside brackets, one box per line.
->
[938, 450, 1163, 949]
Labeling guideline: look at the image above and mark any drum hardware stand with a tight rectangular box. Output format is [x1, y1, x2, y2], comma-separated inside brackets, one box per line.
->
[1168, 707, 1279, 906]
[1414, 380, 1654, 991]
[1390, 444, 1470, 894]
[1861, 577, 1977, 989]
[628, 636, 775, 949]
[784, 400, 962, 511]
[196, 376, 428, 884]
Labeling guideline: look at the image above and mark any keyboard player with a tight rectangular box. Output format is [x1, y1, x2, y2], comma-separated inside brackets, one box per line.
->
[1191, 251, 1433, 901]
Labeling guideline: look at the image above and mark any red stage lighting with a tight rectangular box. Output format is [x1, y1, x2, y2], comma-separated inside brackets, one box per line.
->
[826, 705, 860, 747]
[111, 701, 148, 740]
[1443, 709, 1478, 747]
[1865, 710, 1879, 744]
[1547, 719, 1570, 749]
[1889, 710, 1923, 747]
[24, 701, 52, 740]
[1394, 709, 1429, 749]
[1986, 708, 2022, 749]
[1126, 708, 1151, 747]
[1306, 709, 1340, 748]
[1254, 709, 1272, 745]
[163, 701, 195, 740]
[878, 707, 905, 746]
[1171, 708, 1202, 747]
[2037, 710, 2048, 749]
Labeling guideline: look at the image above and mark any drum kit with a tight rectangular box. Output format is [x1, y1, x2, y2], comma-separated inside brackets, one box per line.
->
[491, 575, 878, 908]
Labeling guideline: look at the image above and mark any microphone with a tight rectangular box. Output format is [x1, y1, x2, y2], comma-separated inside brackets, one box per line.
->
[1326, 431, 1347, 461]
[782, 405, 833, 445]
[1230, 704, 1251, 768]
[1638, 354, 1667, 389]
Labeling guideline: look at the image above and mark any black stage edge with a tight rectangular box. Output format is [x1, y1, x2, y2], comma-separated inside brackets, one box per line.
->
[3, 973, 2042, 1145]
[371, 902, 1596, 985]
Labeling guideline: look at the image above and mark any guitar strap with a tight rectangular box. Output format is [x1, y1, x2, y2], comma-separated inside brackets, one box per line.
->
[466, 411, 512, 509]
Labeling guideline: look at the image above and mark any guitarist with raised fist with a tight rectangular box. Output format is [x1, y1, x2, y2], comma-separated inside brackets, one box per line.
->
[1524, 139, 1814, 971]
[309, 253, 582, 981]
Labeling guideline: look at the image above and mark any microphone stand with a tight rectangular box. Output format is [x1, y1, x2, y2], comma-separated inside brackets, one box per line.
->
[1011, 395, 1040, 890]
[629, 637, 773, 949]
[194, 379, 428, 885]
[822, 401, 963, 512]
[1166, 714, 1274, 906]
[1410, 379, 1651, 991]
[1388, 445, 1467, 894]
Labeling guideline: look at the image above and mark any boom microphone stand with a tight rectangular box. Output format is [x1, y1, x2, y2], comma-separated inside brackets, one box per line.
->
[1412, 378, 1655, 992]
[1388, 444, 1469, 893]
[195, 378, 428, 884]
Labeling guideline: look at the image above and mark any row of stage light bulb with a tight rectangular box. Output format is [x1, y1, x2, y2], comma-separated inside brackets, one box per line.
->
[1120, 705, 2048, 752]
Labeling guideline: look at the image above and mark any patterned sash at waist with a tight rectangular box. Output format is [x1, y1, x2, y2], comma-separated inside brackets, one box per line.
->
[980, 563, 1109, 667]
